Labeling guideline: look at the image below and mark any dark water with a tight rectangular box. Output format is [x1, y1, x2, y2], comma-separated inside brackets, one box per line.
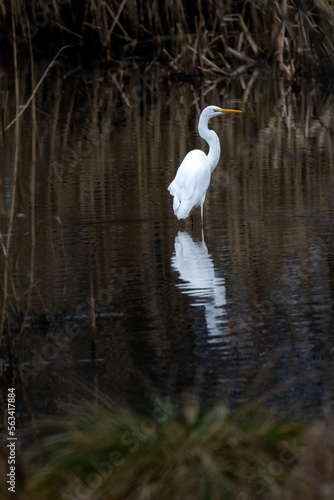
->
[1, 61, 334, 423]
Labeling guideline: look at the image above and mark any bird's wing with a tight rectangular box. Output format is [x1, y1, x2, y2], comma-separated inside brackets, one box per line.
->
[169, 150, 211, 202]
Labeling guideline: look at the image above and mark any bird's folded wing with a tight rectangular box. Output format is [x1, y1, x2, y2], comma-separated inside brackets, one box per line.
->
[169, 150, 210, 202]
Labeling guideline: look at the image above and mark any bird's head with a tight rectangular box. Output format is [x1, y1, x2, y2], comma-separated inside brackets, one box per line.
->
[203, 105, 243, 119]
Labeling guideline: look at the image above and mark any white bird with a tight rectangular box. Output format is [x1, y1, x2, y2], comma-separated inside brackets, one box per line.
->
[168, 105, 242, 223]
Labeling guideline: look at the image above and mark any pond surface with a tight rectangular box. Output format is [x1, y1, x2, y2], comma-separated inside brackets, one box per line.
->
[1, 60, 334, 424]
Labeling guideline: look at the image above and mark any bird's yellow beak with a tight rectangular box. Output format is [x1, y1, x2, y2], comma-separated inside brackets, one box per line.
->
[219, 108, 243, 113]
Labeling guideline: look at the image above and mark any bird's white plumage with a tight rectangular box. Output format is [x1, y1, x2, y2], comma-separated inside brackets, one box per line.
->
[168, 105, 241, 221]
[168, 149, 211, 219]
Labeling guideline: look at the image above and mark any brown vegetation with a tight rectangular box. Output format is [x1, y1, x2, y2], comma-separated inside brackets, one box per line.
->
[0, 1, 333, 82]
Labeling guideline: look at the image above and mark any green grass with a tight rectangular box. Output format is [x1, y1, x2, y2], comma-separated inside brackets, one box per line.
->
[2, 397, 328, 500]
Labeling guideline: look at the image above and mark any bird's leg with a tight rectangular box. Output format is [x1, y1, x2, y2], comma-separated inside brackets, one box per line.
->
[201, 206, 204, 240]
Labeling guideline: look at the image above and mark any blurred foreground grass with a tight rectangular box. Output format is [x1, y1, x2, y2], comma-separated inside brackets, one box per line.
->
[1, 398, 334, 499]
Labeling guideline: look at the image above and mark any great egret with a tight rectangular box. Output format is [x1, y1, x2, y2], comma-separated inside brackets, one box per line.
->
[168, 105, 242, 223]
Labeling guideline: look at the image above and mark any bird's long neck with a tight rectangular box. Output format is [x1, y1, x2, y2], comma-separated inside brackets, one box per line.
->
[198, 115, 221, 173]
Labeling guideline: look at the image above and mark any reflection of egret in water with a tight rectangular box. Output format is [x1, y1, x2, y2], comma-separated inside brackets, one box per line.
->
[171, 231, 227, 343]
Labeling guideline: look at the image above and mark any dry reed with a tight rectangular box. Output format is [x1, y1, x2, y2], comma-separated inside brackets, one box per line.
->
[0, 0, 333, 82]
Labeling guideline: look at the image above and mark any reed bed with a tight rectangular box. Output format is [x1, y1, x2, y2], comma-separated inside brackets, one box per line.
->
[0, 0, 333, 82]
